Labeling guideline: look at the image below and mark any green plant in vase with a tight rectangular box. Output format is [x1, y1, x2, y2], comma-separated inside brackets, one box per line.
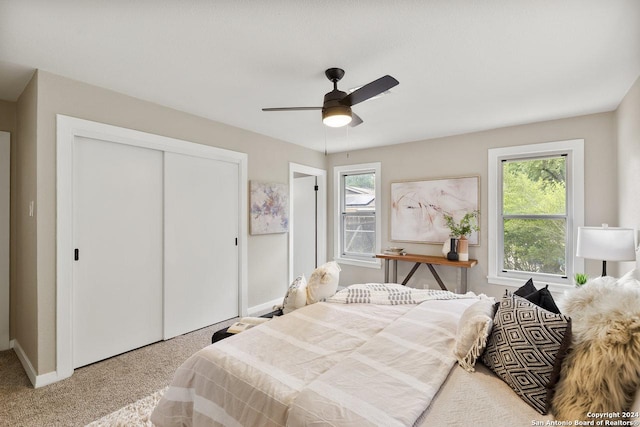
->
[442, 210, 479, 262]
[574, 273, 588, 287]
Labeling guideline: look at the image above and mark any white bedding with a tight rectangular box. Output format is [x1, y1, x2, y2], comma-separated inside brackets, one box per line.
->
[417, 363, 555, 427]
[287, 298, 475, 426]
[151, 291, 477, 426]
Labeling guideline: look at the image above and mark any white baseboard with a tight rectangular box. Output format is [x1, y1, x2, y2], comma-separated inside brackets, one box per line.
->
[248, 297, 283, 316]
[12, 339, 64, 388]
[13, 339, 37, 386]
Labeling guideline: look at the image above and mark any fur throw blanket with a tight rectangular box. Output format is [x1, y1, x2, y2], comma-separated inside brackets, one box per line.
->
[552, 270, 640, 421]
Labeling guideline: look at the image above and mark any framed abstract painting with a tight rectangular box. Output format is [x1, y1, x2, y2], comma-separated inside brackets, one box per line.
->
[250, 181, 289, 235]
[390, 175, 479, 244]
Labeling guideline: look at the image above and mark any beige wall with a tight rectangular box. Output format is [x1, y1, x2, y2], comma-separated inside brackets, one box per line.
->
[616, 75, 640, 274]
[20, 71, 325, 374]
[327, 112, 618, 299]
[13, 75, 39, 369]
[0, 102, 17, 310]
[0, 100, 16, 350]
[0, 100, 16, 132]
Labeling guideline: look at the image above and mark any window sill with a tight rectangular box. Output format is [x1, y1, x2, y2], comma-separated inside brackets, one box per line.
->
[487, 275, 573, 295]
[335, 257, 381, 269]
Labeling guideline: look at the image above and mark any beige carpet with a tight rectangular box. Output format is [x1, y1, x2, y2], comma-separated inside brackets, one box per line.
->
[0, 317, 239, 427]
[86, 387, 167, 427]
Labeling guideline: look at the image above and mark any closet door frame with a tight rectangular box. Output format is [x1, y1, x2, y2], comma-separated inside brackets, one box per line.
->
[0, 132, 9, 351]
[56, 115, 248, 381]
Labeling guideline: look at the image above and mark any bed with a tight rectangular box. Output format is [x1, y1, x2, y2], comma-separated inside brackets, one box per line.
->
[151, 284, 556, 426]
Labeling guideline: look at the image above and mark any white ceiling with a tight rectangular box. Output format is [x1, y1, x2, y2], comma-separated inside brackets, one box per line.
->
[1, 1, 639, 153]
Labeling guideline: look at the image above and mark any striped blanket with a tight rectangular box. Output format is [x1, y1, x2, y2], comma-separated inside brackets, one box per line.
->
[151, 289, 478, 427]
[326, 283, 474, 305]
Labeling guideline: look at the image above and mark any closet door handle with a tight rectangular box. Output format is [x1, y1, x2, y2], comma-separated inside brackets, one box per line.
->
[74, 248, 79, 261]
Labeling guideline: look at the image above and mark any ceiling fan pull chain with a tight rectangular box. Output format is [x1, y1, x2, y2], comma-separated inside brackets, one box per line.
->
[346, 125, 350, 158]
[324, 126, 328, 156]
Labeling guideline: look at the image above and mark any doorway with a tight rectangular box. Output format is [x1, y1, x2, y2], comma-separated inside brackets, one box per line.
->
[289, 163, 326, 284]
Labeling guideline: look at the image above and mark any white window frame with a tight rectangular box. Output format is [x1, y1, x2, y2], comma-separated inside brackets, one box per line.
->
[488, 140, 584, 291]
[333, 162, 381, 268]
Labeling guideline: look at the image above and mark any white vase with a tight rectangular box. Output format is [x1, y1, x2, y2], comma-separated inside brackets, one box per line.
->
[442, 239, 450, 258]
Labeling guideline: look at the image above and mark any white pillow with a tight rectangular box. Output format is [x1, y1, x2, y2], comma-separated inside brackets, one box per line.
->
[306, 261, 341, 304]
[454, 296, 496, 372]
[282, 275, 307, 314]
[618, 268, 640, 287]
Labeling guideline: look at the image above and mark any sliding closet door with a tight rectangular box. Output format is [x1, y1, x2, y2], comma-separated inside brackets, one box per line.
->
[164, 152, 239, 339]
[73, 137, 163, 368]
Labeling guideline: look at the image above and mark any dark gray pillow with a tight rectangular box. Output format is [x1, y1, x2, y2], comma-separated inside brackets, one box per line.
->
[512, 279, 562, 314]
[513, 278, 537, 297]
[523, 285, 561, 314]
[482, 295, 572, 414]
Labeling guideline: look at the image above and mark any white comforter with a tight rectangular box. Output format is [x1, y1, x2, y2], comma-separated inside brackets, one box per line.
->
[151, 289, 477, 427]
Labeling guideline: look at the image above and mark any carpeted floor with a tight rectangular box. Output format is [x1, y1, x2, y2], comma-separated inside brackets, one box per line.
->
[0, 317, 239, 426]
[86, 387, 167, 427]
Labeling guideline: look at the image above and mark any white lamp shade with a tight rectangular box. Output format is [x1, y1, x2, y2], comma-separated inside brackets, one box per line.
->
[576, 226, 637, 261]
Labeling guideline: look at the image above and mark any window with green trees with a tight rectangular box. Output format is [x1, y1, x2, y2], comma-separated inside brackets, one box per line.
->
[488, 139, 584, 288]
[501, 156, 567, 276]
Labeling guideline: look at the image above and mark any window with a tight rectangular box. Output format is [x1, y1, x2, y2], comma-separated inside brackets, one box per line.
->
[488, 140, 584, 289]
[334, 163, 381, 268]
[502, 156, 567, 275]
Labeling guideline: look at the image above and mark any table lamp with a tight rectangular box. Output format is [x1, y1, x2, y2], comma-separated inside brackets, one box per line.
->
[576, 224, 637, 276]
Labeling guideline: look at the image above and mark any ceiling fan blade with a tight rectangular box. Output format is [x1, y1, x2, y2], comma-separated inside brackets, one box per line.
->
[349, 112, 363, 127]
[340, 75, 399, 107]
[262, 107, 322, 111]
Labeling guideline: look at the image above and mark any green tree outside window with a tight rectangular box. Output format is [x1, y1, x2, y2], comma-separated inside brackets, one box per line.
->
[502, 157, 567, 275]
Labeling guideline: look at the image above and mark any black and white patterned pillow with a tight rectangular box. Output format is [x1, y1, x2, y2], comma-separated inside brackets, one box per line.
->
[482, 295, 572, 414]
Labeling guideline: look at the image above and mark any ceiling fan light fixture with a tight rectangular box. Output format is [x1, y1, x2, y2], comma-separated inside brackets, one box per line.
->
[262, 67, 398, 129]
[322, 105, 352, 127]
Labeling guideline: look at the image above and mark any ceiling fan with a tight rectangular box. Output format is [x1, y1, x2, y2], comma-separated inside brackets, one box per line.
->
[262, 68, 399, 128]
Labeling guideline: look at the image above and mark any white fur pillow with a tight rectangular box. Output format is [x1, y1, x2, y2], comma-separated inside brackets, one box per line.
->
[553, 270, 640, 421]
[454, 296, 496, 372]
[632, 389, 640, 414]
[306, 261, 341, 304]
[282, 275, 307, 314]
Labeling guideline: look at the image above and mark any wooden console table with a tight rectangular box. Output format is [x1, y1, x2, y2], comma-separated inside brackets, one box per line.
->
[375, 253, 478, 293]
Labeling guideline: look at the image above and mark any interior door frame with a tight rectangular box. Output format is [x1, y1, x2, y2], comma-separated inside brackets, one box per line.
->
[288, 162, 326, 285]
[0, 131, 9, 351]
[56, 115, 248, 381]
